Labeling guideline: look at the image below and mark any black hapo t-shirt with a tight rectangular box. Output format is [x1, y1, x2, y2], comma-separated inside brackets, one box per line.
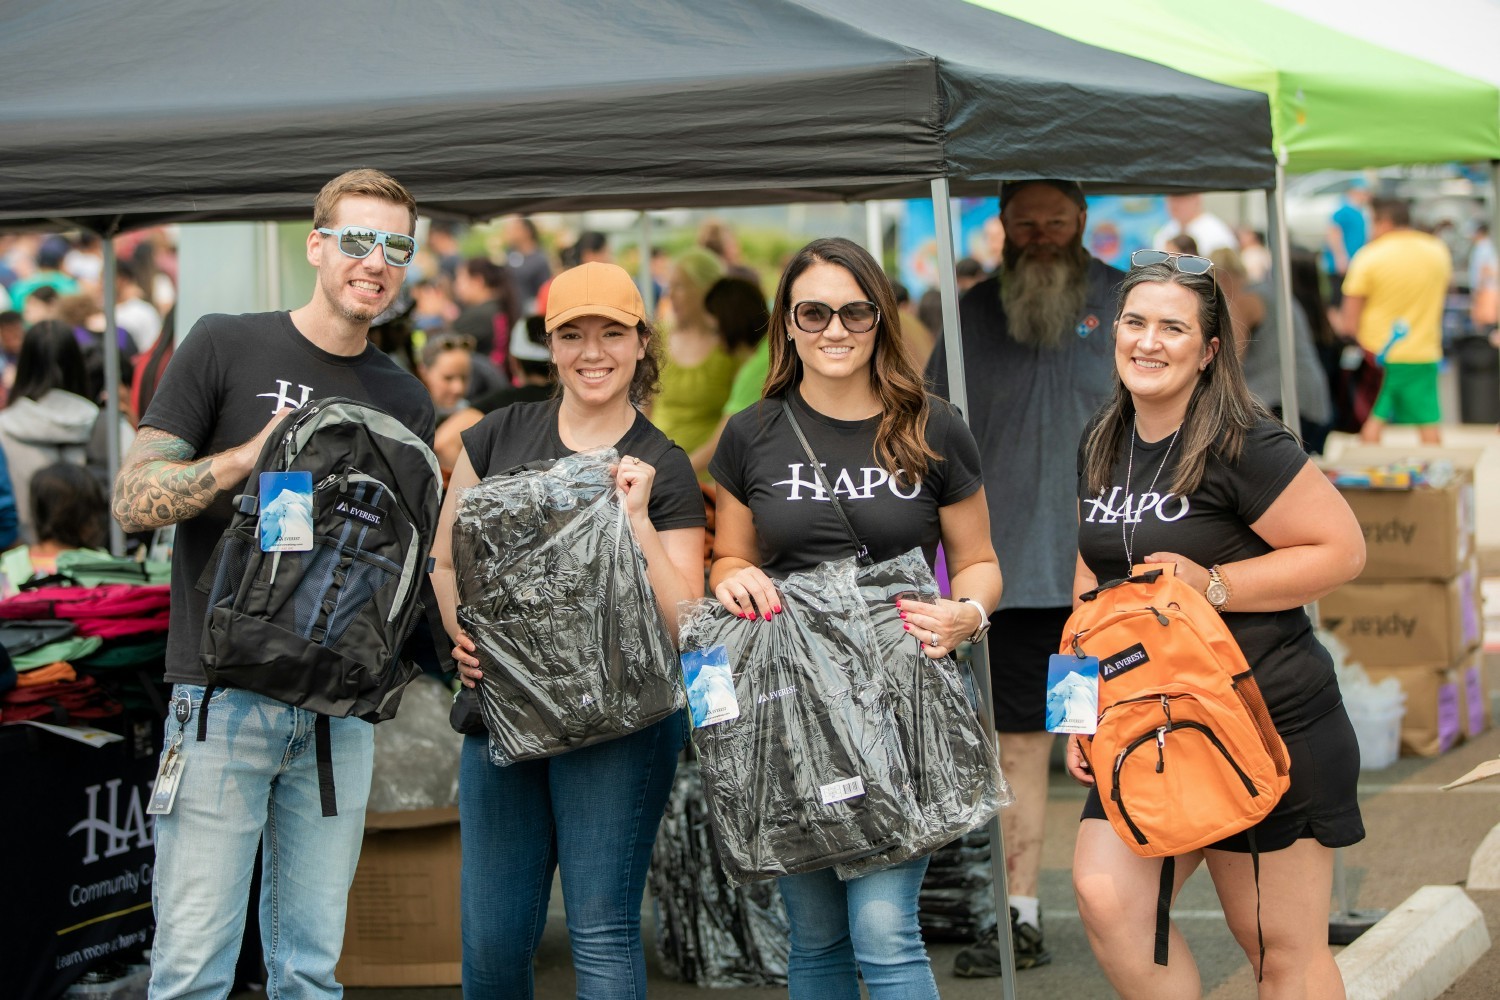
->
[1076, 415, 1336, 727]
[142, 311, 435, 686]
[460, 398, 706, 533]
[709, 390, 983, 578]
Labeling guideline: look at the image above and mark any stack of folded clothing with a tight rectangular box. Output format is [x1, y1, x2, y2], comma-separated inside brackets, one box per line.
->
[0, 583, 171, 724]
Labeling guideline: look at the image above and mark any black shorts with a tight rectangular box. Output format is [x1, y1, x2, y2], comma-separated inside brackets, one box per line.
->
[987, 606, 1073, 733]
[1081, 684, 1366, 854]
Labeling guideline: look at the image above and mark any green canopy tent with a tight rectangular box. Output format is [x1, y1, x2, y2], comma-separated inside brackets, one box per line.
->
[971, 0, 1500, 429]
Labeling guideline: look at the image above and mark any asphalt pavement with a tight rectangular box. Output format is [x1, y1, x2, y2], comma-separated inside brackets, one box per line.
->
[328, 719, 1500, 999]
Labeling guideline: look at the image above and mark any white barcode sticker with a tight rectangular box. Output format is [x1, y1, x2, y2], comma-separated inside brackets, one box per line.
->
[820, 776, 866, 805]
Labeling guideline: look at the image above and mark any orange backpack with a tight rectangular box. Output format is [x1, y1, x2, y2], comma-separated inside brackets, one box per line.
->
[1061, 565, 1290, 966]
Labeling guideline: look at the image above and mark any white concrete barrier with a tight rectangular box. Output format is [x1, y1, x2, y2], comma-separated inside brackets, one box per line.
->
[1337, 885, 1489, 1000]
[1466, 821, 1500, 891]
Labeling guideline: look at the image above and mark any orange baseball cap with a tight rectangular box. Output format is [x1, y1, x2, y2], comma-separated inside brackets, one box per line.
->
[544, 262, 646, 332]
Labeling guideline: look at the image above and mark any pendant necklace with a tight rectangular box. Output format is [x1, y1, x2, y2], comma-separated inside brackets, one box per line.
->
[1122, 419, 1181, 568]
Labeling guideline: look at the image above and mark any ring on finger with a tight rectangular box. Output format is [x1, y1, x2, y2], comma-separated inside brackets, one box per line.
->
[930, 630, 939, 645]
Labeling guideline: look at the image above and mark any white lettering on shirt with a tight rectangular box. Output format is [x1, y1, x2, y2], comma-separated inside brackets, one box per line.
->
[1082, 488, 1192, 524]
[255, 380, 314, 415]
[772, 462, 923, 501]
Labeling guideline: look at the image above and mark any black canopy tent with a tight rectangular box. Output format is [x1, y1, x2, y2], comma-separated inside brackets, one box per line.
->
[0, 0, 1272, 230]
[3, 4, 1274, 988]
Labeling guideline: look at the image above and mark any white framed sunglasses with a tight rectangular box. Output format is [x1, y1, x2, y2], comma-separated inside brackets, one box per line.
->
[316, 225, 418, 267]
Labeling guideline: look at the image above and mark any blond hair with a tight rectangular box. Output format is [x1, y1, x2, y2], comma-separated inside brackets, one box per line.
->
[311, 169, 418, 234]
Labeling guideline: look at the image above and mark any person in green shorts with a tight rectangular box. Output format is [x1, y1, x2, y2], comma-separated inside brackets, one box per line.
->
[1342, 198, 1451, 444]
[1369, 361, 1442, 428]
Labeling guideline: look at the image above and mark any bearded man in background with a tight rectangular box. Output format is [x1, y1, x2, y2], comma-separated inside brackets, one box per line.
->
[925, 179, 1125, 978]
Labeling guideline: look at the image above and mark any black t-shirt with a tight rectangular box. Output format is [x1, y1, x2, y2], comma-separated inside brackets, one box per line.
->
[1076, 415, 1334, 727]
[142, 311, 435, 686]
[709, 390, 983, 578]
[460, 399, 706, 533]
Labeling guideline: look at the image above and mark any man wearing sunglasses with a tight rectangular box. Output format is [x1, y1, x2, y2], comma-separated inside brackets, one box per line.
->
[113, 169, 436, 1000]
[926, 178, 1124, 979]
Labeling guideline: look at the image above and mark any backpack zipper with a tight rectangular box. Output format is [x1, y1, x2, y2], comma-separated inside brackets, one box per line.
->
[1112, 712, 1260, 846]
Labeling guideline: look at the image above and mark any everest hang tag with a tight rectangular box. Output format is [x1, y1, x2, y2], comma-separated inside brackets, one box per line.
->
[1045, 654, 1099, 735]
[147, 741, 186, 815]
[259, 471, 314, 552]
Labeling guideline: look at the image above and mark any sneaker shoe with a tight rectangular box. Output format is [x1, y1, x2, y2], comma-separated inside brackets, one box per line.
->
[951, 908, 1052, 978]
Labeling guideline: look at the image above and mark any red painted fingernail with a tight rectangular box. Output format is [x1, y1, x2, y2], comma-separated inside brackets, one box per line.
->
[899, 611, 907, 620]
[762, 612, 771, 621]
[903, 623, 911, 631]
[773, 606, 782, 614]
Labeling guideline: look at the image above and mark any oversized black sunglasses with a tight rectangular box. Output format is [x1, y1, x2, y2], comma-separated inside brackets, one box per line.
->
[790, 300, 880, 334]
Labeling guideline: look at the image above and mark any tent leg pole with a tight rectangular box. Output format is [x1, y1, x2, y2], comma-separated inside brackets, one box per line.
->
[102, 235, 125, 557]
[1266, 167, 1301, 437]
[931, 177, 1016, 999]
[1491, 161, 1500, 275]
[638, 211, 655, 318]
[865, 201, 883, 261]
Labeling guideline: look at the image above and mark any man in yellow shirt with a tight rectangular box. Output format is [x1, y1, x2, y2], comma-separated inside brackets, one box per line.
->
[1342, 198, 1452, 444]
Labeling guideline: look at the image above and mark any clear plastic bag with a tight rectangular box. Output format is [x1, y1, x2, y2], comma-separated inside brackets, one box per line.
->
[835, 549, 1010, 878]
[367, 674, 462, 813]
[918, 827, 998, 942]
[452, 449, 684, 764]
[680, 558, 917, 887]
[649, 758, 790, 987]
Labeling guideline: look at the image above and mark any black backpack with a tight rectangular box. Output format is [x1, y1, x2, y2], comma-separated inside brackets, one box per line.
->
[196, 397, 441, 814]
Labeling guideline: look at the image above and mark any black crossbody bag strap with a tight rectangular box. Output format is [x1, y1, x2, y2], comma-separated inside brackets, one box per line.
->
[780, 397, 873, 566]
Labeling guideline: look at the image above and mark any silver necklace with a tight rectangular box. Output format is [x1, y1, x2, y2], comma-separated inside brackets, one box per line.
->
[1122, 420, 1181, 568]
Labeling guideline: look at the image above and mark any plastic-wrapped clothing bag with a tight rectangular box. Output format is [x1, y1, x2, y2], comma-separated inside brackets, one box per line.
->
[836, 548, 1009, 878]
[919, 827, 998, 942]
[649, 758, 790, 987]
[367, 675, 462, 814]
[451, 449, 684, 764]
[681, 557, 919, 886]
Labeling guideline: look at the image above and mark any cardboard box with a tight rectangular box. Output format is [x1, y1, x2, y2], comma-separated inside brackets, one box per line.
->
[1320, 560, 1481, 669]
[1325, 446, 1479, 581]
[337, 807, 461, 987]
[1457, 647, 1489, 740]
[1364, 664, 1462, 757]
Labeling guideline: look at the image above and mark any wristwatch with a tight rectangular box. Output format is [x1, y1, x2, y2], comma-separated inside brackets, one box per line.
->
[958, 598, 991, 643]
[1205, 565, 1231, 612]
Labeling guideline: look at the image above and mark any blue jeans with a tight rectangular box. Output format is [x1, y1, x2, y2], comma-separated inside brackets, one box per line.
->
[148, 685, 374, 1000]
[777, 856, 938, 1000]
[459, 711, 686, 999]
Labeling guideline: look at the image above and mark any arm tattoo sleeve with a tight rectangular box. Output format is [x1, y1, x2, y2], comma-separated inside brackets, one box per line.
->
[112, 427, 222, 532]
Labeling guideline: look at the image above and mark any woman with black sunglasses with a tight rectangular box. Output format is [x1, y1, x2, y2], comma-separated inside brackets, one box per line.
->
[707, 237, 1001, 999]
[1067, 251, 1365, 998]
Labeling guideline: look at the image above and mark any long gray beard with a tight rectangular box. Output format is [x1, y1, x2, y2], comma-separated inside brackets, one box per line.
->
[1002, 250, 1089, 348]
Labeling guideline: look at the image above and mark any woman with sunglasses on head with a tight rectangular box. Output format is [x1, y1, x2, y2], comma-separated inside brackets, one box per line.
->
[1068, 250, 1366, 999]
[429, 261, 705, 999]
[708, 237, 1001, 999]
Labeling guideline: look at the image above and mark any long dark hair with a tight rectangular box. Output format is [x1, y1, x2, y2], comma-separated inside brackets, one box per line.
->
[704, 276, 769, 354]
[1290, 249, 1337, 348]
[32, 461, 108, 549]
[1083, 262, 1266, 498]
[9, 320, 90, 406]
[763, 238, 937, 482]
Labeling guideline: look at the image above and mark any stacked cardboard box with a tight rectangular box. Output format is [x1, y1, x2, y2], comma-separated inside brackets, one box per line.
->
[1321, 447, 1487, 756]
[336, 807, 462, 987]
